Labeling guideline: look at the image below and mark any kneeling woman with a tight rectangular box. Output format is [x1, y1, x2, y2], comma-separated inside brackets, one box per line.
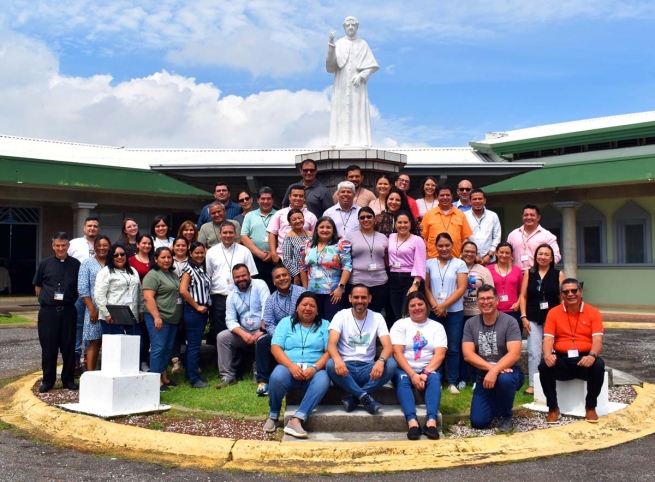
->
[390, 291, 448, 440]
[264, 291, 331, 438]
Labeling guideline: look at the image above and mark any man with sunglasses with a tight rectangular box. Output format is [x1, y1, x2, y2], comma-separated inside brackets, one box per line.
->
[538, 278, 605, 424]
[453, 180, 473, 212]
[282, 159, 333, 219]
[462, 284, 523, 432]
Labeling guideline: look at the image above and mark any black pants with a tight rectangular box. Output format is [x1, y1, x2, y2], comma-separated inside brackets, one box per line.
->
[38, 305, 77, 386]
[388, 272, 415, 324]
[538, 352, 605, 409]
[207, 294, 227, 345]
[253, 257, 275, 294]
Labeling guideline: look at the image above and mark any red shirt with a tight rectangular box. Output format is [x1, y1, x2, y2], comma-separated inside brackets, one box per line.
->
[544, 302, 604, 353]
[128, 256, 151, 282]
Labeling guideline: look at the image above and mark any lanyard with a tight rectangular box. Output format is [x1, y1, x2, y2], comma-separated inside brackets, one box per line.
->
[221, 244, 236, 269]
[259, 212, 273, 229]
[238, 285, 252, 315]
[436, 259, 452, 290]
[438, 212, 452, 233]
[359, 231, 376, 260]
[567, 310, 582, 347]
[497, 264, 508, 294]
[395, 233, 411, 255]
[300, 325, 311, 363]
[423, 198, 435, 212]
[351, 310, 368, 339]
[338, 207, 355, 235]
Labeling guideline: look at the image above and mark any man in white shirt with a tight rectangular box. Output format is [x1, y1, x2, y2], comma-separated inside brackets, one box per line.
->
[506, 204, 561, 270]
[465, 189, 501, 266]
[68, 216, 99, 370]
[206, 223, 258, 343]
[323, 181, 361, 239]
[326, 284, 397, 414]
[216, 264, 270, 389]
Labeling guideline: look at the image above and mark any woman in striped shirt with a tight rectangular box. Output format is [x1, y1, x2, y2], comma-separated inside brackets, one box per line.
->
[180, 241, 212, 388]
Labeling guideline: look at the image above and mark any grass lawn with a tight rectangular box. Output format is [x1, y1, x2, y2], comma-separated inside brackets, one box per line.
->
[0, 315, 35, 325]
[161, 367, 532, 418]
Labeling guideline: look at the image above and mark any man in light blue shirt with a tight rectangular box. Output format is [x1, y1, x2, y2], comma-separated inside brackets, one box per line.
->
[216, 264, 270, 389]
[241, 187, 277, 292]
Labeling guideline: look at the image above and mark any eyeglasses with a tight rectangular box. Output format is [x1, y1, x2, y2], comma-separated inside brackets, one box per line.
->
[458, 187, 472, 192]
[238, 196, 251, 203]
[397, 178, 410, 184]
[478, 297, 497, 303]
[359, 215, 374, 220]
[561, 289, 579, 295]
[113, 252, 126, 258]
[302, 168, 317, 173]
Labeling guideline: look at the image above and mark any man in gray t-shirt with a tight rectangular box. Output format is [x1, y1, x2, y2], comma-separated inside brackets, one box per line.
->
[326, 284, 397, 414]
[462, 284, 524, 432]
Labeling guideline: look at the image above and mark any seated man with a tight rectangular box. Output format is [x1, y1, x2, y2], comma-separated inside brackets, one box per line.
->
[463, 284, 524, 432]
[256, 265, 307, 396]
[216, 264, 270, 389]
[539, 278, 605, 423]
[326, 284, 397, 414]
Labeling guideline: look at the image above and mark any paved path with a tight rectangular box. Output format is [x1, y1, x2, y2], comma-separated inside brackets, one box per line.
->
[1, 325, 654, 481]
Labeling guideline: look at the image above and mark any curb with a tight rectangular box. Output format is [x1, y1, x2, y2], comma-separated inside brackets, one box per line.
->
[1, 372, 655, 474]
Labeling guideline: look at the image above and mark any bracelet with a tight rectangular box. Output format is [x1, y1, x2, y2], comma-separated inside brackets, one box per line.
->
[310, 364, 318, 372]
[520, 315, 527, 319]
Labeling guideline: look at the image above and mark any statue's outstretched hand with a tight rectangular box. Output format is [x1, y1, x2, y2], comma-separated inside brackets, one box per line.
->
[329, 30, 336, 44]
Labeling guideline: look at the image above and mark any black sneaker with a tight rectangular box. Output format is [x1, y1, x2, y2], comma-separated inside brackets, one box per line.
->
[407, 425, 421, 440]
[342, 396, 359, 412]
[38, 383, 53, 393]
[498, 416, 513, 433]
[360, 393, 381, 415]
[423, 424, 439, 440]
[62, 381, 79, 391]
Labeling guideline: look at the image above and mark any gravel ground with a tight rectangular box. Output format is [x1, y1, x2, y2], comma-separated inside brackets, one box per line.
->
[0, 325, 42, 379]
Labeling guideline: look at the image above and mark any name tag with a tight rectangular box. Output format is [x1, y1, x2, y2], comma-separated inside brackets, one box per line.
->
[355, 345, 368, 355]
[367, 263, 377, 271]
[438, 291, 447, 301]
[392, 261, 401, 268]
[227, 278, 234, 285]
[297, 362, 308, 370]
[499, 294, 509, 302]
[262, 236, 269, 243]
[244, 318, 255, 326]
[540, 301, 549, 310]
[176, 297, 183, 305]
[521, 255, 529, 262]
[314, 271, 324, 279]
[123, 295, 133, 304]
[568, 349, 579, 358]
[54, 292, 64, 301]
[208, 299, 213, 307]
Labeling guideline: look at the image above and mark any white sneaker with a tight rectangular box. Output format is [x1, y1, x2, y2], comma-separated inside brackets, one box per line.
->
[283, 419, 308, 438]
[448, 384, 460, 395]
[172, 357, 182, 374]
[472, 382, 476, 390]
[140, 362, 150, 372]
[457, 381, 466, 391]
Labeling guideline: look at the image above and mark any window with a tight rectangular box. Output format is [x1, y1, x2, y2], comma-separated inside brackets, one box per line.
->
[613, 201, 652, 264]
[576, 204, 606, 264]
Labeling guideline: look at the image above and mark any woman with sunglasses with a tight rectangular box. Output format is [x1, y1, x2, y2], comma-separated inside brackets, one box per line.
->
[282, 208, 313, 285]
[520, 243, 564, 395]
[234, 191, 255, 227]
[369, 174, 393, 215]
[150, 215, 175, 249]
[78, 235, 111, 371]
[416, 176, 438, 221]
[348, 206, 388, 314]
[300, 216, 352, 321]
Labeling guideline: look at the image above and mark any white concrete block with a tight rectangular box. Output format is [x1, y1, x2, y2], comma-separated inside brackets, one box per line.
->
[531, 372, 612, 417]
[101, 334, 140, 376]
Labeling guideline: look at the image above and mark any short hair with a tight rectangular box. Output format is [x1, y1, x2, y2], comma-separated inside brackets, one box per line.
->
[350, 283, 370, 295]
[93, 234, 111, 247]
[300, 159, 317, 170]
[52, 232, 69, 242]
[258, 186, 274, 197]
[219, 222, 236, 233]
[214, 182, 229, 191]
[345, 164, 362, 176]
[209, 201, 225, 211]
[232, 263, 250, 274]
[289, 184, 306, 195]
[271, 263, 289, 277]
[470, 188, 485, 198]
[287, 208, 304, 223]
[84, 217, 99, 225]
[337, 181, 356, 193]
[560, 278, 583, 291]
[395, 171, 411, 182]
[343, 16, 359, 26]
[477, 284, 498, 297]
[436, 184, 454, 196]
[523, 203, 540, 215]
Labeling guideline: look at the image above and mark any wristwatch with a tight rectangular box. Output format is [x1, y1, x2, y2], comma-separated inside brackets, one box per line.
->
[589, 352, 598, 358]
[412, 280, 421, 286]
[338, 283, 346, 289]
[378, 356, 388, 364]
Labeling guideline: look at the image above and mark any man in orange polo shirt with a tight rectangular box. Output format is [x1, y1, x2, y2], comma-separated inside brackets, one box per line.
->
[538, 278, 605, 423]
[421, 184, 472, 259]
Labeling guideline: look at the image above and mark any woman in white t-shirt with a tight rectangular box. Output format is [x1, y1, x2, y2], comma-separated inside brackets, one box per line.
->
[390, 291, 447, 441]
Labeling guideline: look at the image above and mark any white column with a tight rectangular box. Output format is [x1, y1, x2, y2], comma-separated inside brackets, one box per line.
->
[71, 202, 98, 238]
[554, 201, 581, 279]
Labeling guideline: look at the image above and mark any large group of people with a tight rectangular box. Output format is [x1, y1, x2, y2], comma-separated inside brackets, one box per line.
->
[34, 159, 606, 440]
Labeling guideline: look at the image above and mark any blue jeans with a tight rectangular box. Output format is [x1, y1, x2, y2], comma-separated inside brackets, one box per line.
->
[144, 313, 177, 375]
[393, 368, 442, 423]
[435, 310, 464, 385]
[184, 305, 207, 384]
[326, 358, 397, 399]
[75, 297, 86, 360]
[470, 369, 525, 429]
[255, 334, 275, 384]
[268, 364, 330, 421]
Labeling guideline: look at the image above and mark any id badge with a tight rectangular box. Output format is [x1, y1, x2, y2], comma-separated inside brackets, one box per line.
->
[176, 297, 183, 305]
[297, 362, 308, 370]
[568, 349, 579, 358]
[262, 236, 269, 243]
[355, 345, 367, 355]
[539, 301, 549, 310]
[123, 295, 133, 304]
[314, 271, 324, 279]
[227, 278, 234, 285]
[499, 294, 509, 302]
[521, 255, 529, 262]
[208, 298, 213, 307]
[438, 291, 447, 301]
[245, 318, 255, 327]
[367, 263, 377, 271]
[392, 261, 401, 269]
[54, 291, 64, 301]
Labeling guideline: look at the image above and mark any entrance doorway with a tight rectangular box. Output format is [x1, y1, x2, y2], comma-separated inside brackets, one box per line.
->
[0, 207, 40, 295]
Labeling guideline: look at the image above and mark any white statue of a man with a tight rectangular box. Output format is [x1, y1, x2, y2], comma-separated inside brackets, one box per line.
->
[327, 16, 379, 148]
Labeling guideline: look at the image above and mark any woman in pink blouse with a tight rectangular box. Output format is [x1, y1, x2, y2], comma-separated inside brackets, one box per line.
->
[387, 211, 427, 325]
[486, 242, 523, 333]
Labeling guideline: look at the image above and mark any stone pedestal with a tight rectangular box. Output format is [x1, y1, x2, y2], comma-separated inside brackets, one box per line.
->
[60, 335, 169, 418]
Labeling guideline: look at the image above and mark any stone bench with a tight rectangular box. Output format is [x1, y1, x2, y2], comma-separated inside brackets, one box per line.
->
[531, 372, 611, 417]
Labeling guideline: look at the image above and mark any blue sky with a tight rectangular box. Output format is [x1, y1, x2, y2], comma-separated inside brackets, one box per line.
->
[1, 1, 654, 148]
